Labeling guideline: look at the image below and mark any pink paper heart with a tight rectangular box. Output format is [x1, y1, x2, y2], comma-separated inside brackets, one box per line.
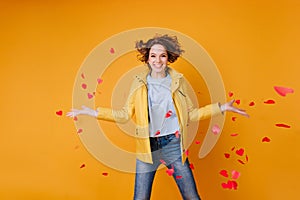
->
[97, 78, 103, 84]
[81, 83, 87, 89]
[274, 86, 294, 97]
[175, 130, 180, 138]
[212, 124, 220, 135]
[109, 47, 115, 54]
[160, 159, 166, 165]
[231, 170, 241, 179]
[195, 140, 201, 144]
[87, 93, 93, 99]
[166, 166, 174, 176]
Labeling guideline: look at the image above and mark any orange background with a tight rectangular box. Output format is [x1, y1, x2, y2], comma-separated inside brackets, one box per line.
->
[1, 0, 300, 199]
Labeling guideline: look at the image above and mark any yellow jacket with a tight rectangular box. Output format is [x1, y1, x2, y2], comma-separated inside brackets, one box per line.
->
[96, 68, 222, 163]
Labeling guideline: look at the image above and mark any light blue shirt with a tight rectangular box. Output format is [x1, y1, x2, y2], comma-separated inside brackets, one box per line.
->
[147, 74, 180, 137]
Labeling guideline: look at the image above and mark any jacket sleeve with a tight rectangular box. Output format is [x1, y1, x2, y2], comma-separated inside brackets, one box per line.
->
[96, 79, 137, 123]
[181, 78, 223, 121]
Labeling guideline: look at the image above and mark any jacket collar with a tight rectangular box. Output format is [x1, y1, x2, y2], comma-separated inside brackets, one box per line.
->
[135, 67, 183, 93]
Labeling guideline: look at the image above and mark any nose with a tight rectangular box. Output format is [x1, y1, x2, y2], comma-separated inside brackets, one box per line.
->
[155, 56, 161, 63]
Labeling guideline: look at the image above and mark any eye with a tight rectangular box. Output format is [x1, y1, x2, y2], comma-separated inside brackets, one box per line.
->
[161, 54, 167, 57]
[150, 55, 156, 57]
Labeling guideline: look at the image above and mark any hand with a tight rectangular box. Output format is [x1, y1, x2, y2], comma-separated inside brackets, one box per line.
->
[220, 100, 250, 117]
[66, 105, 98, 118]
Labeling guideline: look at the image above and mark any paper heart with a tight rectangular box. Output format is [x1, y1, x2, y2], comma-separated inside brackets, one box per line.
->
[81, 83, 87, 89]
[185, 149, 189, 156]
[195, 140, 201, 144]
[176, 176, 182, 179]
[221, 180, 238, 190]
[109, 47, 115, 54]
[237, 159, 245, 165]
[175, 130, 180, 138]
[262, 136, 271, 142]
[97, 78, 103, 84]
[77, 128, 83, 134]
[219, 169, 229, 178]
[236, 148, 244, 156]
[56, 110, 63, 116]
[264, 99, 275, 104]
[87, 93, 93, 99]
[224, 153, 230, 158]
[212, 124, 220, 135]
[274, 86, 294, 97]
[80, 164, 85, 168]
[228, 91, 234, 97]
[230, 133, 238, 137]
[231, 117, 237, 121]
[231, 170, 241, 179]
[155, 130, 160, 135]
[102, 172, 108, 176]
[160, 159, 166, 165]
[249, 101, 255, 106]
[165, 110, 173, 118]
[166, 166, 174, 176]
[235, 99, 241, 105]
[275, 123, 291, 128]
[189, 163, 195, 170]
[81, 73, 85, 79]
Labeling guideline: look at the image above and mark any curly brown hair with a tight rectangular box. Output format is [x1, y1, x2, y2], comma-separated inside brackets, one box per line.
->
[135, 34, 184, 64]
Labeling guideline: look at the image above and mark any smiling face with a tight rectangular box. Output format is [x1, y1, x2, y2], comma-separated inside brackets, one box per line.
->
[147, 44, 168, 78]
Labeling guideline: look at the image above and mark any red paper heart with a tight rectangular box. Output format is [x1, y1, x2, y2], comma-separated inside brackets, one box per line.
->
[219, 169, 229, 178]
[237, 159, 245, 165]
[275, 123, 291, 128]
[264, 99, 275, 104]
[185, 149, 189, 156]
[155, 130, 161, 135]
[77, 128, 83, 134]
[236, 148, 244, 156]
[56, 110, 63, 116]
[166, 166, 174, 176]
[195, 140, 201, 144]
[274, 86, 294, 97]
[165, 110, 173, 118]
[224, 153, 230, 158]
[102, 172, 108, 176]
[176, 176, 182, 179]
[235, 99, 241, 105]
[80, 164, 85, 168]
[189, 163, 194, 170]
[175, 130, 180, 138]
[230, 133, 238, 137]
[231, 117, 237, 121]
[262, 136, 271, 142]
[228, 91, 234, 97]
[249, 101, 255, 106]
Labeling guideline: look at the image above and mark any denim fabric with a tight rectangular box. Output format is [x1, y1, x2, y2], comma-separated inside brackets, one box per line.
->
[133, 134, 201, 200]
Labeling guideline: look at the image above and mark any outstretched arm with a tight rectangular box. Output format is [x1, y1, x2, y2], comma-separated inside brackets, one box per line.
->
[66, 105, 98, 118]
[219, 100, 250, 117]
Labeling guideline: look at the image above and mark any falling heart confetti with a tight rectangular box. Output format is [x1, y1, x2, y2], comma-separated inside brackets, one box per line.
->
[231, 117, 237, 121]
[77, 128, 83, 134]
[212, 124, 220, 135]
[176, 176, 182, 179]
[189, 163, 195, 170]
[235, 100, 241, 105]
[97, 78, 103, 84]
[224, 153, 230, 158]
[81, 73, 85, 79]
[73, 116, 78, 121]
[185, 149, 189, 157]
[237, 160, 245, 165]
[160, 159, 166, 165]
[80, 164, 86, 168]
[195, 140, 201, 145]
[221, 180, 238, 190]
[262, 136, 271, 142]
[264, 99, 275, 104]
[228, 91, 234, 97]
[155, 130, 161, 136]
[109, 47, 115, 54]
[275, 123, 291, 128]
[230, 133, 239, 137]
[236, 148, 244, 156]
[175, 130, 180, 138]
[81, 83, 87, 89]
[219, 170, 229, 178]
[102, 172, 108, 176]
[231, 170, 241, 179]
[87, 93, 94, 99]
[274, 86, 294, 97]
[166, 166, 174, 176]
[165, 110, 173, 118]
[56, 110, 63, 116]
[249, 101, 255, 106]
[246, 155, 249, 162]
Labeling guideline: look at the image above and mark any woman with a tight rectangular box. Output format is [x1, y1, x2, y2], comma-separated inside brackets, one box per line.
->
[67, 34, 249, 200]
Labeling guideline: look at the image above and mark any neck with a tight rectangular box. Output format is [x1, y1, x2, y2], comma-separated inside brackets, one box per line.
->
[150, 71, 166, 79]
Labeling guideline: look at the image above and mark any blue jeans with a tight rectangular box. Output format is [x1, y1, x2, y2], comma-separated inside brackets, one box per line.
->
[133, 134, 201, 200]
